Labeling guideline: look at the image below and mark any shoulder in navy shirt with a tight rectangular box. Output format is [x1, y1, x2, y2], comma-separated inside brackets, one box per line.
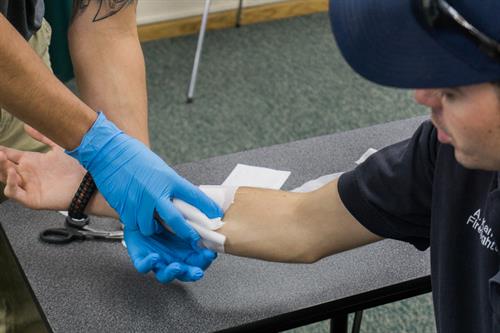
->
[338, 120, 500, 333]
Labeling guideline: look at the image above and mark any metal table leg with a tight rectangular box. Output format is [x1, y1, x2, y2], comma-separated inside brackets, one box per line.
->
[330, 312, 348, 333]
[186, 0, 212, 103]
[352, 311, 363, 333]
[236, 0, 244, 27]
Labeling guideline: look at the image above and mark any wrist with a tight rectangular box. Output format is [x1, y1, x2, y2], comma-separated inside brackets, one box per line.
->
[84, 192, 118, 219]
[65, 111, 124, 168]
[69, 171, 118, 219]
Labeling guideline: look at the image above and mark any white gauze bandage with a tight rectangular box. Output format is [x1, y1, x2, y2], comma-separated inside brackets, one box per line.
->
[173, 185, 238, 253]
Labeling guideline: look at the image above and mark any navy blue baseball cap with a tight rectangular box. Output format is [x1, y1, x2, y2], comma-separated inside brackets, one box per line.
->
[329, 0, 500, 88]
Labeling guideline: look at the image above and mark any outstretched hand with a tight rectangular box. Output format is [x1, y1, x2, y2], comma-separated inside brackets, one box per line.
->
[0, 125, 86, 210]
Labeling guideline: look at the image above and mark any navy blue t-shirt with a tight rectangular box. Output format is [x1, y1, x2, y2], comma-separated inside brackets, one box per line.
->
[338, 120, 500, 333]
[0, 0, 44, 40]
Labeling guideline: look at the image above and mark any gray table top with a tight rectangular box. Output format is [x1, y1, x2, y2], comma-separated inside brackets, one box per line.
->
[0, 116, 431, 333]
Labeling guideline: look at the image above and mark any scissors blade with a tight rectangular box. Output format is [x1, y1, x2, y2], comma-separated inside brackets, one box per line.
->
[104, 231, 124, 239]
[83, 230, 123, 240]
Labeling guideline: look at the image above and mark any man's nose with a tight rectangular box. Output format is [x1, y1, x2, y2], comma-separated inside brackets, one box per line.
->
[414, 89, 442, 109]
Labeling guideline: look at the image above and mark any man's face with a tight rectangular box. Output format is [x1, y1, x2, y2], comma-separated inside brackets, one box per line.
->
[414, 83, 500, 170]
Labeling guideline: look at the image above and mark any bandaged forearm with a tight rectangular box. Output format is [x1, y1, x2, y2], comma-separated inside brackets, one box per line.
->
[173, 185, 308, 262]
[173, 185, 238, 253]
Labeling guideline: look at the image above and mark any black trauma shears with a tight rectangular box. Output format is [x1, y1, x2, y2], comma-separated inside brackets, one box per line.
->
[40, 215, 124, 244]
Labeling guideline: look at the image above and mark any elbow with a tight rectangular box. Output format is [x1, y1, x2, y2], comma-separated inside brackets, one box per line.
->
[299, 252, 323, 264]
[290, 247, 323, 264]
[294, 256, 318, 264]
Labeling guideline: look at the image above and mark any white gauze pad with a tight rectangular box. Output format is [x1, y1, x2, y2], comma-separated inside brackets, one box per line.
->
[173, 185, 238, 253]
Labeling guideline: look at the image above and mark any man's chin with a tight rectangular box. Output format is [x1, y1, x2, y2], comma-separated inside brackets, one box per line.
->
[453, 148, 475, 169]
[454, 150, 498, 171]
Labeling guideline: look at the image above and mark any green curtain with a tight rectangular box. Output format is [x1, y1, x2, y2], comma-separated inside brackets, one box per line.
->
[44, 0, 74, 82]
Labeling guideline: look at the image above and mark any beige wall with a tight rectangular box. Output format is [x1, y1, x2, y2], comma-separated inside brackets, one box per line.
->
[137, 0, 286, 25]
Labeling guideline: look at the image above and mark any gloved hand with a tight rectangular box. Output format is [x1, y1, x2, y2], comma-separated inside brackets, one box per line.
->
[124, 227, 217, 283]
[66, 112, 223, 248]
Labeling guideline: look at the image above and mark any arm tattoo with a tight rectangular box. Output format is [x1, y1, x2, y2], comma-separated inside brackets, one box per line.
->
[73, 0, 136, 22]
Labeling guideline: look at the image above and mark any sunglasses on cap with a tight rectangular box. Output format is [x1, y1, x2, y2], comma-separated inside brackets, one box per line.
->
[414, 0, 500, 62]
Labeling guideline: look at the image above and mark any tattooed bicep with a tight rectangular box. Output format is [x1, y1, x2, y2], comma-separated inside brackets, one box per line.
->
[72, 0, 136, 22]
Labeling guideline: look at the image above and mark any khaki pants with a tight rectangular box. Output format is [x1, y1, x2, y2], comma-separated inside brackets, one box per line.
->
[0, 19, 53, 333]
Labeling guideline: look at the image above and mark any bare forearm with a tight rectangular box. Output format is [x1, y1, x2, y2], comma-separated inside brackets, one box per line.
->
[69, 0, 149, 145]
[0, 15, 96, 150]
[219, 188, 308, 262]
[219, 179, 382, 263]
[294, 179, 383, 261]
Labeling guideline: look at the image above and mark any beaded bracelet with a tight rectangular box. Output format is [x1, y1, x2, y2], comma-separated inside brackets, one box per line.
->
[68, 172, 97, 220]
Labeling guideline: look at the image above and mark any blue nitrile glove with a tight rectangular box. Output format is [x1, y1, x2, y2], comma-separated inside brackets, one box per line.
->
[124, 227, 217, 283]
[66, 112, 223, 246]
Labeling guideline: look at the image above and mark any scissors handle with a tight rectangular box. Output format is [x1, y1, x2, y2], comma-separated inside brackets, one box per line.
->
[40, 228, 85, 244]
[65, 215, 90, 229]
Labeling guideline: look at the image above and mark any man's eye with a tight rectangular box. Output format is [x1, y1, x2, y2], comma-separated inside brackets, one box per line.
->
[441, 91, 456, 101]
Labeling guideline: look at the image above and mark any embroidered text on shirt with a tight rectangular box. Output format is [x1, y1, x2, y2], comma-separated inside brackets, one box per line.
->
[466, 209, 498, 252]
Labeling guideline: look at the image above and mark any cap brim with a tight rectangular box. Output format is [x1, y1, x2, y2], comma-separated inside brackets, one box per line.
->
[329, 0, 500, 89]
